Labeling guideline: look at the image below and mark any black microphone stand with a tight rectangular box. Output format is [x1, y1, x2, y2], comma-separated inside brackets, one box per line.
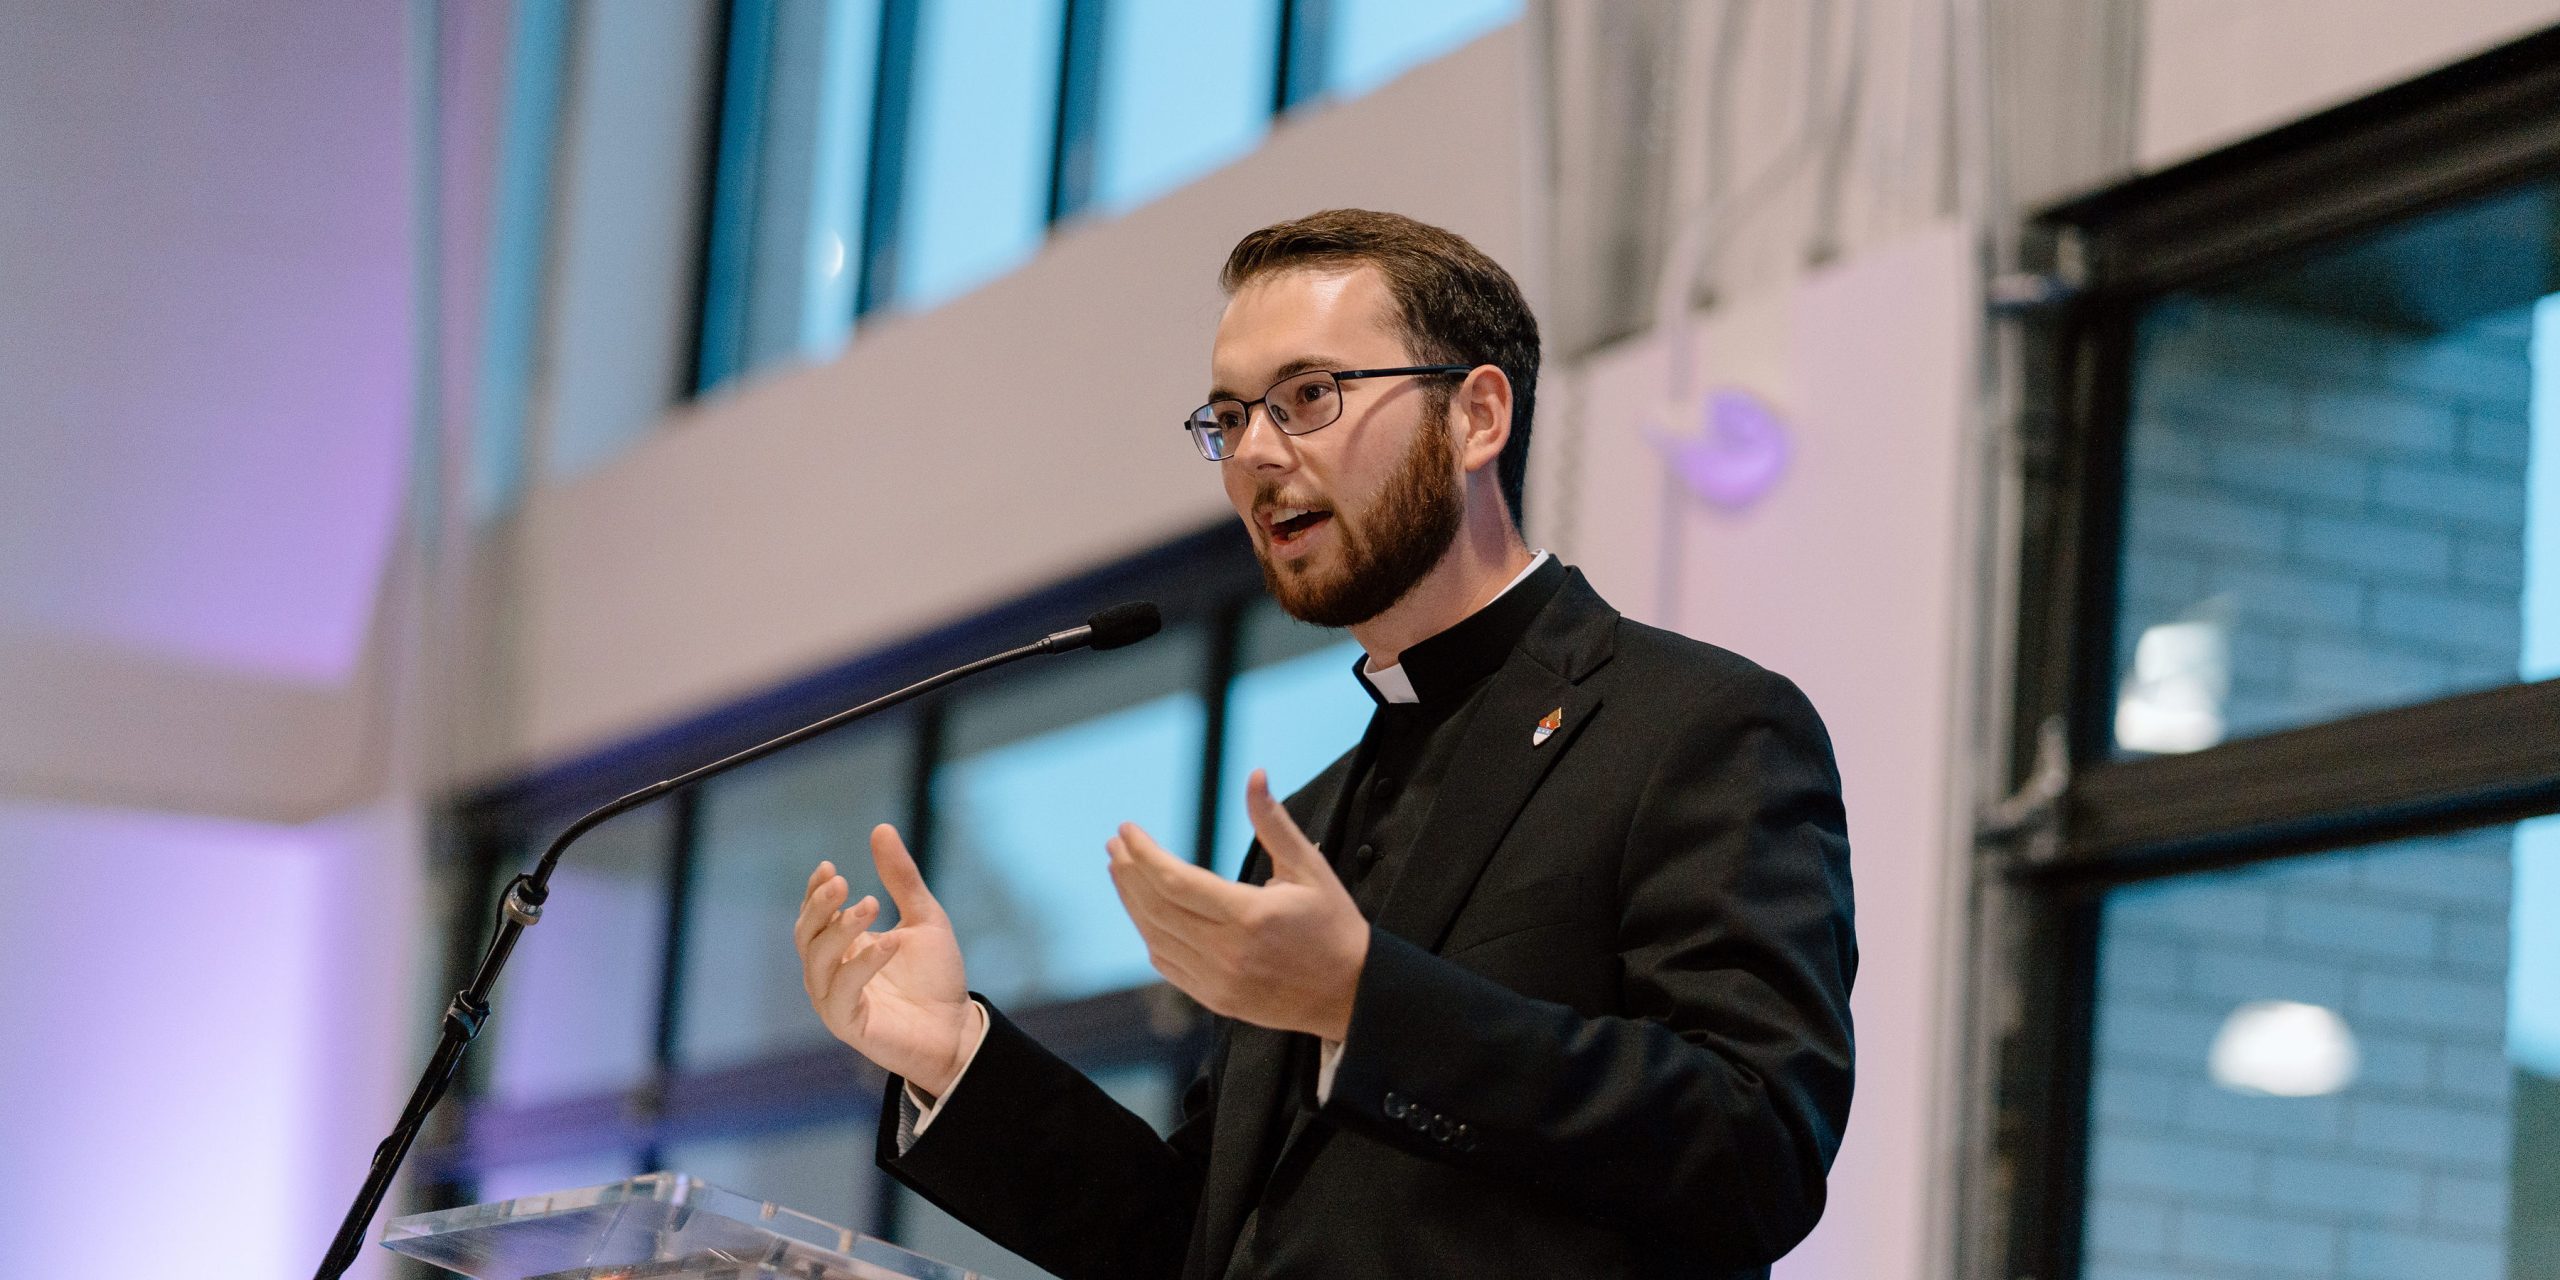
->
[312, 607, 1152, 1279]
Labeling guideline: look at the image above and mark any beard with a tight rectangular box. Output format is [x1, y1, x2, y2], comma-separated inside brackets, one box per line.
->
[1255, 417, 1465, 628]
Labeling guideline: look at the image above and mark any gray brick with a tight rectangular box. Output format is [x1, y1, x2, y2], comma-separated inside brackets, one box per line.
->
[2453, 536, 2526, 592]
[2355, 845, 2512, 907]
[2101, 933, 2188, 996]
[2175, 1207, 2339, 1275]
[2343, 1226, 2502, 1280]
[2189, 949, 2350, 1007]
[2457, 410, 2532, 467]
[2349, 1099, 2507, 1167]
[2178, 1083, 2344, 1144]
[2438, 917, 2509, 974]
[2287, 639, 2453, 707]
[2119, 553, 2210, 611]
[2083, 1261, 2213, 1280]
[2353, 1031, 2438, 1091]
[2428, 1172, 2509, 1232]
[2209, 562, 2367, 631]
[2366, 584, 2521, 658]
[2085, 1195, 2173, 1259]
[2432, 1045, 2514, 1106]
[2381, 337, 2532, 409]
[2276, 895, 2436, 960]
[2289, 512, 2455, 580]
[2208, 436, 2372, 505]
[2109, 881, 2276, 942]
[2129, 487, 2292, 559]
[2094, 1067, 2183, 1127]
[2098, 1000, 2229, 1070]
[2372, 461, 2526, 530]
[2182, 304, 2383, 383]
[2090, 1132, 2260, 1198]
[2263, 1151, 2425, 1218]
[2130, 421, 2213, 482]
[2303, 388, 2461, 458]
[2353, 971, 2508, 1038]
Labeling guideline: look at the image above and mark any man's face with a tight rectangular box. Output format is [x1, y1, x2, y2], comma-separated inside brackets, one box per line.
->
[1210, 267, 1464, 627]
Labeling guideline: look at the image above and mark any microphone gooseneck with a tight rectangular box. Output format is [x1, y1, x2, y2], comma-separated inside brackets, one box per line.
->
[312, 602, 1163, 1280]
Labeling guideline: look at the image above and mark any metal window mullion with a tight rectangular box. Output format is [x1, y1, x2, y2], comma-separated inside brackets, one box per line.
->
[855, 0, 923, 317]
[1047, 0, 1108, 225]
[693, 0, 777, 394]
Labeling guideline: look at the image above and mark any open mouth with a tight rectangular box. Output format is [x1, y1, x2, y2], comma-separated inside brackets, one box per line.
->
[1265, 505, 1334, 546]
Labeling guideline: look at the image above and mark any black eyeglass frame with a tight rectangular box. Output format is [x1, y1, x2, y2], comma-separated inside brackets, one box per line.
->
[1182, 364, 1478, 460]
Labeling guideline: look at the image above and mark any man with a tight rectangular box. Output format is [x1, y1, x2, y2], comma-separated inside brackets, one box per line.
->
[794, 210, 1855, 1278]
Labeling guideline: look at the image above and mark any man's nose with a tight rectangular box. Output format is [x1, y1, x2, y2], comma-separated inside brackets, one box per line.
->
[1228, 404, 1297, 468]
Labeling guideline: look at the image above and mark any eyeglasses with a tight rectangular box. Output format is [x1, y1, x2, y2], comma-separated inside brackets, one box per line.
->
[1183, 365, 1475, 461]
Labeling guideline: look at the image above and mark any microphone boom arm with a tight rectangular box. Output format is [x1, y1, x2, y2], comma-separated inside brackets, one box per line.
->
[311, 604, 1153, 1280]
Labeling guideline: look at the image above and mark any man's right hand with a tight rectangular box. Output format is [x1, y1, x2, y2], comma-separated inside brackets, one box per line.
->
[796, 824, 975, 1096]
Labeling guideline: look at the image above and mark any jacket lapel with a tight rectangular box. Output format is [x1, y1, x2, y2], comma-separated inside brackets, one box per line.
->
[1370, 573, 1615, 955]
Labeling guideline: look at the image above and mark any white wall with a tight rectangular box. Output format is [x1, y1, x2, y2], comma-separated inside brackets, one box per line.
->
[2139, 0, 2560, 171]
[452, 25, 1540, 782]
[0, 4, 430, 1276]
[1566, 223, 1981, 1280]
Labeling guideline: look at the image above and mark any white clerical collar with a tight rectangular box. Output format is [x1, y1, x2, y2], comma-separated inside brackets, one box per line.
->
[1360, 550, 1551, 705]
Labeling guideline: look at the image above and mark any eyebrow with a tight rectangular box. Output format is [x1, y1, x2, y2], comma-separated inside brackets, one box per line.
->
[1208, 355, 1345, 403]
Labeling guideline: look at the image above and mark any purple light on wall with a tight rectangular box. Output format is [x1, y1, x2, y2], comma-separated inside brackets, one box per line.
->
[1647, 387, 1794, 512]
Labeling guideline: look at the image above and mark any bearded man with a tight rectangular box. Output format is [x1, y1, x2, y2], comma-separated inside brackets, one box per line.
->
[794, 210, 1856, 1279]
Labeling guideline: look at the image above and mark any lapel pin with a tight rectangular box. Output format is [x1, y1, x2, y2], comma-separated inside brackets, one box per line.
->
[1532, 706, 1563, 747]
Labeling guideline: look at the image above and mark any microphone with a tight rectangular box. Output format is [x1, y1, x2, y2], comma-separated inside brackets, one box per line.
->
[1040, 600, 1162, 653]
[313, 601, 1162, 1280]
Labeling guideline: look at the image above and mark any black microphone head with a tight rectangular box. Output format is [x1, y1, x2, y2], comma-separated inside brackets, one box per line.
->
[1085, 601, 1162, 651]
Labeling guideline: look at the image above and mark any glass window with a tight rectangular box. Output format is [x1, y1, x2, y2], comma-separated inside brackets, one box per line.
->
[697, 0, 881, 390]
[2110, 181, 2560, 757]
[2080, 818, 2559, 1280]
[485, 804, 674, 1106]
[471, 1150, 647, 1208]
[676, 720, 913, 1072]
[661, 1119, 882, 1235]
[893, 0, 1069, 309]
[1210, 600, 1370, 879]
[1324, 0, 1520, 99]
[932, 626, 1207, 1006]
[1092, 0, 1279, 214]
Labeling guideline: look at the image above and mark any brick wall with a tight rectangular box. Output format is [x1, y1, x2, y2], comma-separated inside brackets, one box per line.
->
[2080, 296, 2528, 1280]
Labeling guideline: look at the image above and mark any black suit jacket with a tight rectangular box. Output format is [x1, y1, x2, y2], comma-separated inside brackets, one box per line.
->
[880, 569, 1856, 1278]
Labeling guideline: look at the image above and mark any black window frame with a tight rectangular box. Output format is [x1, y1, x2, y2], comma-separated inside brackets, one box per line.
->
[1989, 26, 2560, 1280]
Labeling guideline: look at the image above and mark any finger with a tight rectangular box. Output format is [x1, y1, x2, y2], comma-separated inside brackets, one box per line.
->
[802, 894, 881, 996]
[794, 871, 849, 950]
[836, 928, 904, 991]
[1107, 852, 1217, 982]
[870, 824, 946, 925]
[807, 859, 834, 893]
[1246, 770, 1332, 886]
[1118, 822, 1253, 916]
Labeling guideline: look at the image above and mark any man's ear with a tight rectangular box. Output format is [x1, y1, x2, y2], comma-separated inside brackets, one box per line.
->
[1453, 365, 1512, 474]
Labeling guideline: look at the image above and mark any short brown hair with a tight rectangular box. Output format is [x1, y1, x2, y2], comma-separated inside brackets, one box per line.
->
[1220, 209, 1539, 532]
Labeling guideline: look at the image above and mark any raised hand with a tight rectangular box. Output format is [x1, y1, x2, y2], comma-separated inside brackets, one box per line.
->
[1106, 769, 1370, 1040]
[796, 824, 976, 1095]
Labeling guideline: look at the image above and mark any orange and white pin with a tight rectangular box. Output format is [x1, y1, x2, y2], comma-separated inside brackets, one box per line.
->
[1532, 706, 1563, 747]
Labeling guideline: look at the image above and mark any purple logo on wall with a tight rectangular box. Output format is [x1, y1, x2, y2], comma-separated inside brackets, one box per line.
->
[1647, 387, 1793, 511]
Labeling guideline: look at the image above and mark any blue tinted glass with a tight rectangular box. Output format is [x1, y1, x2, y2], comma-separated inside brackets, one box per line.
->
[933, 629, 1206, 1006]
[2109, 183, 2560, 758]
[2081, 820, 2555, 1280]
[1326, 0, 1519, 98]
[897, 0, 1068, 309]
[485, 805, 671, 1105]
[1093, 0, 1277, 213]
[661, 1120, 882, 1235]
[676, 721, 910, 1072]
[1213, 607, 1370, 879]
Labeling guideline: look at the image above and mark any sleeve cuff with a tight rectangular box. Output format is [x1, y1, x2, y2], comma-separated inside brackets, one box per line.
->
[895, 999, 991, 1153]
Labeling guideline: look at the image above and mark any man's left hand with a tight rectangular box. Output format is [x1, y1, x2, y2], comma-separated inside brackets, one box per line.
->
[1107, 769, 1369, 1040]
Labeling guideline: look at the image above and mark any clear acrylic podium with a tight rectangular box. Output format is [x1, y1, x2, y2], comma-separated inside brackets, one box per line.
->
[382, 1171, 984, 1280]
